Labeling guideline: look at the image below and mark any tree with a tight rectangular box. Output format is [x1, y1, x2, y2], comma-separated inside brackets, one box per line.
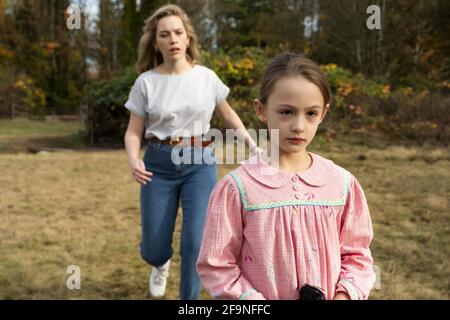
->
[121, 0, 140, 66]
[0, 0, 91, 114]
[98, 0, 122, 78]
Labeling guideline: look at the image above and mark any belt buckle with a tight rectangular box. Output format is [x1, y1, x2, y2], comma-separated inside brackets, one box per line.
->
[169, 137, 181, 146]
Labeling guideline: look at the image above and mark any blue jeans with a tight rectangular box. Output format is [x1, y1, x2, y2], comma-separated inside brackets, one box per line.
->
[140, 140, 217, 300]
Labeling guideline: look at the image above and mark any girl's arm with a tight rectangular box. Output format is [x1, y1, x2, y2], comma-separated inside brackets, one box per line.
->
[336, 174, 376, 300]
[196, 175, 265, 300]
[215, 100, 262, 155]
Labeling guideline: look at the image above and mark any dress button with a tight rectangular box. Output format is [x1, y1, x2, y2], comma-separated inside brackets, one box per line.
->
[291, 175, 299, 183]
[295, 193, 302, 199]
[293, 184, 301, 191]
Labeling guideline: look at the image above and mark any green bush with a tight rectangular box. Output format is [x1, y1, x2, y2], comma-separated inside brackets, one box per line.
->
[82, 67, 137, 145]
[202, 47, 270, 131]
[13, 75, 46, 118]
[83, 52, 448, 146]
[202, 46, 269, 100]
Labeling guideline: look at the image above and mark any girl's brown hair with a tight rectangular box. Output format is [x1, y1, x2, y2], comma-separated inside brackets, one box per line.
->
[136, 4, 201, 74]
[259, 52, 332, 108]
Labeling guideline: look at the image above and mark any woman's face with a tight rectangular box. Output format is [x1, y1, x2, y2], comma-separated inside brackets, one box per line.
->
[155, 15, 190, 63]
[254, 76, 329, 155]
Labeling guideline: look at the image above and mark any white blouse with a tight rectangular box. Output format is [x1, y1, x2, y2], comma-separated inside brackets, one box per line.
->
[124, 65, 230, 140]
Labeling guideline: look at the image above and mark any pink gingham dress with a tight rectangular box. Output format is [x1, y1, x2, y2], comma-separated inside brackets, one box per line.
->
[197, 152, 376, 300]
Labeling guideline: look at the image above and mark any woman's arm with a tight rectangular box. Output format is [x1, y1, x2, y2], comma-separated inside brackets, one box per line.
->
[215, 100, 262, 155]
[124, 113, 153, 185]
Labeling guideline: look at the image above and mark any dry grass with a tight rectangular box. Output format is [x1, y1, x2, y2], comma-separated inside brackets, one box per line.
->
[0, 119, 449, 299]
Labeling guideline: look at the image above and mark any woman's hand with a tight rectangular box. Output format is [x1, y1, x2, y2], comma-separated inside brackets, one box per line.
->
[333, 292, 351, 300]
[130, 158, 153, 185]
[215, 100, 262, 158]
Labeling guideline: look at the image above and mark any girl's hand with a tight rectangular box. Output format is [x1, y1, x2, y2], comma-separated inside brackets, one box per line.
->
[130, 158, 153, 185]
[334, 292, 351, 300]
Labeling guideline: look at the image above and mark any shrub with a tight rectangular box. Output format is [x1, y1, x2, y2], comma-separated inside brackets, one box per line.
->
[82, 51, 448, 146]
[13, 75, 46, 118]
[202, 47, 270, 131]
[82, 67, 137, 145]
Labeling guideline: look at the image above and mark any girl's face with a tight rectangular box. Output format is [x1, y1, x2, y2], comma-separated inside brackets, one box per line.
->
[155, 15, 190, 63]
[254, 75, 329, 155]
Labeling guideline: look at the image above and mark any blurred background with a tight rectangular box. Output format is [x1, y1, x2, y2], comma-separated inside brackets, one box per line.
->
[0, 0, 448, 299]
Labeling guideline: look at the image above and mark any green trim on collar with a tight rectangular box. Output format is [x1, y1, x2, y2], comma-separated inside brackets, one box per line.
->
[229, 170, 349, 211]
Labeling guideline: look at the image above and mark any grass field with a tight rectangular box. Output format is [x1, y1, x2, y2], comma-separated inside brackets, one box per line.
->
[0, 118, 88, 154]
[0, 118, 449, 299]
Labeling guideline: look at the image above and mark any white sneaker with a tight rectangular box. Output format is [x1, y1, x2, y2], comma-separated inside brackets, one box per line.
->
[149, 260, 170, 298]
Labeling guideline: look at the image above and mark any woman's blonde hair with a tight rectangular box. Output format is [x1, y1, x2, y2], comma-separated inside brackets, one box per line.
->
[136, 4, 201, 74]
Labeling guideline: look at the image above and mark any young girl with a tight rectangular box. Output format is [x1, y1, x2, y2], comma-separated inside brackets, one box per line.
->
[196, 52, 376, 300]
[123, 4, 259, 300]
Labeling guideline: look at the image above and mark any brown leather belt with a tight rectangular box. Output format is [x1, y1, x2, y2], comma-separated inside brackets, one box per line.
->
[146, 136, 213, 147]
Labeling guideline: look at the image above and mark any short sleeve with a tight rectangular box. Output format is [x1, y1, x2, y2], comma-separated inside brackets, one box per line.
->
[212, 71, 230, 106]
[124, 76, 147, 119]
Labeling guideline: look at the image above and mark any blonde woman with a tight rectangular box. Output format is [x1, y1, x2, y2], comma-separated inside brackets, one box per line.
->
[123, 4, 259, 300]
